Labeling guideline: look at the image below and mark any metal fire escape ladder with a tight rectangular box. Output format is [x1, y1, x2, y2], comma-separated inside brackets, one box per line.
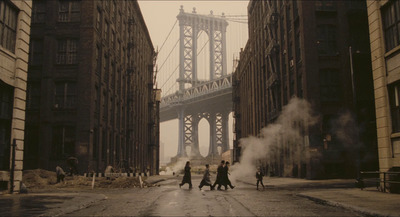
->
[265, 1, 280, 119]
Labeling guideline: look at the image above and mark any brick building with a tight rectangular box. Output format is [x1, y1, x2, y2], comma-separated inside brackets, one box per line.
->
[233, 0, 378, 179]
[367, 0, 400, 175]
[0, 0, 31, 192]
[24, 0, 159, 175]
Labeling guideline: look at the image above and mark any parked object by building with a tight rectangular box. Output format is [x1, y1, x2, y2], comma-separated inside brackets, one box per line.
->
[366, 0, 400, 187]
[233, 0, 378, 179]
[24, 0, 159, 175]
[0, 0, 32, 193]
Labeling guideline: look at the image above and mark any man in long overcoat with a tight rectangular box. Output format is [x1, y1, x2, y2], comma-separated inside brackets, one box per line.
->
[212, 160, 225, 190]
[179, 161, 192, 189]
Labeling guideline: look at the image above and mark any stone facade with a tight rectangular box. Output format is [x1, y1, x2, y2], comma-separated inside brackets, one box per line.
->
[24, 0, 159, 175]
[367, 0, 400, 172]
[0, 0, 32, 192]
[233, 0, 378, 179]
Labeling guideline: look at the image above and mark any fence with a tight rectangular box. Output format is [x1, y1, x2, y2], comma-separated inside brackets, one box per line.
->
[359, 171, 400, 193]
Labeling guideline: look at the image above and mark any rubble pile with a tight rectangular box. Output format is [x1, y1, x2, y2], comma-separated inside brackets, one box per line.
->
[97, 177, 155, 188]
[23, 169, 155, 189]
[23, 169, 58, 188]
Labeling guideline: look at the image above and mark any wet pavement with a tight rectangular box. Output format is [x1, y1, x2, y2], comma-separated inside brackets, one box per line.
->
[0, 194, 72, 216]
[0, 191, 106, 216]
[0, 175, 398, 216]
[66, 175, 362, 216]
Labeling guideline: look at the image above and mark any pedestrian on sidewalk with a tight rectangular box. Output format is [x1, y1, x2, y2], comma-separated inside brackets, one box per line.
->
[179, 161, 192, 189]
[256, 167, 265, 190]
[212, 160, 225, 190]
[199, 164, 214, 190]
[222, 161, 235, 190]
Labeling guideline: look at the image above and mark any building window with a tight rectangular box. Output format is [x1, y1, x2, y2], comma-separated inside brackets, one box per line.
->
[111, 1, 116, 21]
[32, 1, 46, 23]
[295, 32, 301, 62]
[54, 82, 76, 109]
[27, 82, 41, 109]
[104, 0, 109, 11]
[111, 31, 115, 49]
[93, 128, 98, 159]
[104, 21, 109, 41]
[52, 126, 75, 159]
[382, 0, 400, 52]
[101, 129, 107, 160]
[102, 91, 107, 121]
[315, 0, 336, 11]
[111, 62, 115, 89]
[29, 39, 43, 65]
[95, 85, 100, 115]
[0, 81, 13, 170]
[0, 0, 18, 53]
[320, 69, 340, 102]
[58, 0, 80, 22]
[103, 54, 109, 82]
[96, 7, 101, 31]
[96, 45, 101, 75]
[389, 82, 400, 132]
[57, 39, 77, 64]
[317, 25, 337, 56]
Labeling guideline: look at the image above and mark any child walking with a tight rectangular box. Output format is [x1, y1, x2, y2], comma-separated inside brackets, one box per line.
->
[199, 164, 213, 190]
[256, 167, 265, 190]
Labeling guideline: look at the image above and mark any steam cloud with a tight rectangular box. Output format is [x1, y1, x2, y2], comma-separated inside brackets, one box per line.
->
[160, 157, 189, 176]
[230, 97, 318, 181]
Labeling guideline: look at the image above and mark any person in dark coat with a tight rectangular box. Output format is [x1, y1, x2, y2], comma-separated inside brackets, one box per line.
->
[222, 161, 235, 190]
[256, 167, 265, 190]
[199, 164, 213, 190]
[179, 161, 192, 189]
[212, 160, 225, 190]
[67, 156, 78, 176]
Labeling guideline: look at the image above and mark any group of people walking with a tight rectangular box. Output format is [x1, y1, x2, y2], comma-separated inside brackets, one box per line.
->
[179, 160, 235, 190]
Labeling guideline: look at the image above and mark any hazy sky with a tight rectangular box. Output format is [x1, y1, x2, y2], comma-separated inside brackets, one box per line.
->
[138, 0, 249, 160]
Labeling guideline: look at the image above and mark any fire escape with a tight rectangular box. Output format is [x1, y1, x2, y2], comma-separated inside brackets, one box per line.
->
[265, 0, 280, 122]
[127, 16, 135, 169]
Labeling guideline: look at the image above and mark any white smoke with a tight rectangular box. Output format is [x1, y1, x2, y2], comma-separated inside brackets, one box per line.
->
[230, 97, 318, 181]
[160, 157, 189, 176]
[331, 110, 360, 150]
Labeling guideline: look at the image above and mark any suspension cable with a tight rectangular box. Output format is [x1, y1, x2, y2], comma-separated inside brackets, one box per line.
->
[197, 39, 209, 56]
[160, 64, 179, 90]
[158, 38, 179, 72]
[158, 20, 178, 53]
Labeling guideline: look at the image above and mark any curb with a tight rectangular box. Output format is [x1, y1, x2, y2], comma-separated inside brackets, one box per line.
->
[297, 193, 387, 217]
[147, 178, 166, 185]
[236, 179, 256, 186]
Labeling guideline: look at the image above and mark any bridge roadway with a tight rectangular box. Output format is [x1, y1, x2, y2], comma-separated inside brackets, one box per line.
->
[160, 74, 233, 122]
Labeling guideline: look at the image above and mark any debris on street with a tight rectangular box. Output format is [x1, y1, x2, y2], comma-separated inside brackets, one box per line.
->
[22, 169, 156, 190]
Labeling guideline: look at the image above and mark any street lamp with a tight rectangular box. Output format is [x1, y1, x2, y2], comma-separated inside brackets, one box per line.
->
[349, 46, 361, 176]
[349, 46, 360, 108]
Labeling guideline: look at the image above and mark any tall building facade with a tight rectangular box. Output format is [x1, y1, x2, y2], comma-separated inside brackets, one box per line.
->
[367, 0, 400, 174]
[0, 0, 31, 192]
[233, 0, 378, 179]
[24, 0, 159, 174]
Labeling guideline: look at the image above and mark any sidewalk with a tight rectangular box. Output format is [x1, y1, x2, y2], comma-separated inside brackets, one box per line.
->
[237, 176, 400, 217]
[298, 188, 400, 217]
